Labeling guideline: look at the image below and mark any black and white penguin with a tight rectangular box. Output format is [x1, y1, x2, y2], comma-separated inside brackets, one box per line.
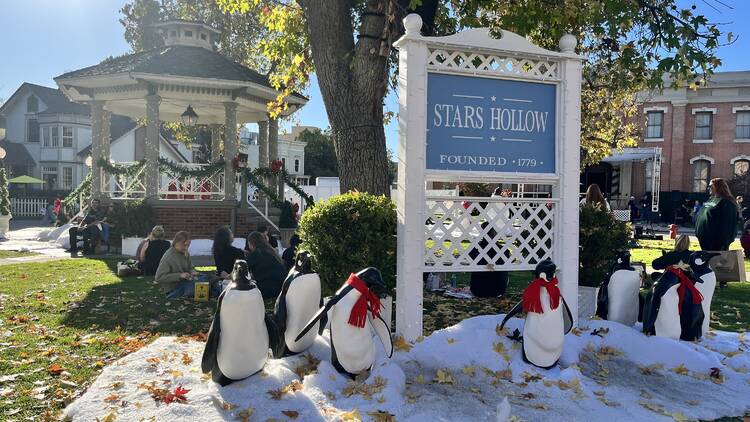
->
[201, 260, 282, 386]
[499, 259, 573, 369]
[688, 251, 720, 336]
[595, 251, 641, 326]
[272, 251, 325, 357]
[642, 265, 704, 341]
[294, 267, 393, 378]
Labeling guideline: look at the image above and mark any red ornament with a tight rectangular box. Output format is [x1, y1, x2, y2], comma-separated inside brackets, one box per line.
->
[232, 155, 242, 171]
[271, 159, 283, 172]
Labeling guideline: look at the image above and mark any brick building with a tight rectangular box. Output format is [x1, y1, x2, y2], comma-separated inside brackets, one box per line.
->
[583, 71, 750, 219]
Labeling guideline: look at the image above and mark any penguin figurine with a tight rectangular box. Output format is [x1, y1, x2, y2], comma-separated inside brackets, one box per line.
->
[642, 265, 704, 341]
[499, 259, 573, 369]
[294, 267, 394, 378]
[687, 251, 720, 336]
[595, 251, 641, 326]
[272, 251, 326, 357]
[201, 260, 282, 386]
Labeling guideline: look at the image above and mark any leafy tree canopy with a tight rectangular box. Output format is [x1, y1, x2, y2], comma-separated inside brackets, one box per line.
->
[299, 128, 338, 182]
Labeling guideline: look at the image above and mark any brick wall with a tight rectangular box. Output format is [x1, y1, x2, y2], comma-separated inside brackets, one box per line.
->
[153, 204, 268, 239]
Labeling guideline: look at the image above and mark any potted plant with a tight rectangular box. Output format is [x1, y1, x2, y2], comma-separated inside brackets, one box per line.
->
[578, 204, 632, 319]
[0, 168, 11, 239]
[108, 201, 155, 256]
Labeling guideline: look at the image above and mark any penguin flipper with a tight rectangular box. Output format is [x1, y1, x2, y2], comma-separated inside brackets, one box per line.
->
[201, 289, 227, 374]
[561, 297, 574, 335]
[499, 301, 524, 331]
[273, 269, 296, 334]
[595, 283, 609, 320]
[368, 306, 393, 358]
[318, 296, 328, 335]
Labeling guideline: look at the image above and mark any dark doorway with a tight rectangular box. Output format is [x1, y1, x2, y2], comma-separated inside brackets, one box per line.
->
[580, 163, 613, 197]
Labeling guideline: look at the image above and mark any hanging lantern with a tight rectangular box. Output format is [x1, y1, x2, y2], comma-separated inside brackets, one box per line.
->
[181, 104, 199, 126]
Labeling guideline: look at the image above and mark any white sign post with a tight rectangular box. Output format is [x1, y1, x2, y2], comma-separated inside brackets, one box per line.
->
[394, 14, 584, 341]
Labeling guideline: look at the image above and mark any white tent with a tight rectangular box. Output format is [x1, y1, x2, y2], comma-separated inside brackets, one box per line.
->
[601, 147, 662, 212]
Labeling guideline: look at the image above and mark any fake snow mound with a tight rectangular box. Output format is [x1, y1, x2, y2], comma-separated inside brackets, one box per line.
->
[63, 317, 750, 421]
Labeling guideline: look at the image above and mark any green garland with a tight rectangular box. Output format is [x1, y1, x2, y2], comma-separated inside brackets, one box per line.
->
[62, 173, 91, 207]
[97, 158, 146, 177]
[158, 157, 225, 179]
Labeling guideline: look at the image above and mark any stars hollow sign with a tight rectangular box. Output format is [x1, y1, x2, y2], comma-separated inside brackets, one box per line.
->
[426, 73, 556, 174]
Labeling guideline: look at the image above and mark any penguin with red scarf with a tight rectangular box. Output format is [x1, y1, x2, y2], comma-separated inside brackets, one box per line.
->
[499, 259, 573, 369]
[642, 264, 705, 341]
[294, 267, 393, 378]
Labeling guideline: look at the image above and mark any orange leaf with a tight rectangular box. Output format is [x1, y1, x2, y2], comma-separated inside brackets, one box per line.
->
[48, 363, 64, 375]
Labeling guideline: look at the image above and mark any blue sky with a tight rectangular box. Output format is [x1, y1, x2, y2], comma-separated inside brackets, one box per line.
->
[1, 0, 748, 154]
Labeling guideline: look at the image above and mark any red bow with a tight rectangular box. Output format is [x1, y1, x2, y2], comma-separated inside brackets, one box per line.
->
[345, 273, 382, 328]
[522, 277, 561, 313]
[666, 267, 703, 315]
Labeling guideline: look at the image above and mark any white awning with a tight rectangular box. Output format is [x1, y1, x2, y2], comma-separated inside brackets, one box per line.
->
[601, 147, 660, 163]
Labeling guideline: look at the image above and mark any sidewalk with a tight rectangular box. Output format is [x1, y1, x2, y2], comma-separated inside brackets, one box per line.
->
[0, 224, 70, 265]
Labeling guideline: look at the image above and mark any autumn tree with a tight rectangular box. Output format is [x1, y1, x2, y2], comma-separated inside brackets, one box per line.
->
[299, 129, 338, 182]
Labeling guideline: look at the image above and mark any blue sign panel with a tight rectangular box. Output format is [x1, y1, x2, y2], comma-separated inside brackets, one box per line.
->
[426, 73, 556, 173]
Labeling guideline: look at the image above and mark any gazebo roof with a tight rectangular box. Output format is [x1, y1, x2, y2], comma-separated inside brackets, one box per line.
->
[54, 20, 306, 125]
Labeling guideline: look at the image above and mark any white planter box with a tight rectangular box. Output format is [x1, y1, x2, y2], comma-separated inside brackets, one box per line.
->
[0, 214, 11, 238]
[578, 286, 599, 320]
[121, 236, 144, 257]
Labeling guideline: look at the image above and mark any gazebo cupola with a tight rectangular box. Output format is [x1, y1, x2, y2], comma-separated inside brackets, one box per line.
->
[54, 18, 307, 211]
[155, 19, 220, 50]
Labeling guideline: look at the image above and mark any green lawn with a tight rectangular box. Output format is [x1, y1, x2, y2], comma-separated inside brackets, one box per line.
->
[0, 250, 39, 259]
[0, 259, 747, 420]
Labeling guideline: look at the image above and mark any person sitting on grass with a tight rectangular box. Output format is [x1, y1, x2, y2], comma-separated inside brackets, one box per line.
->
[741, 221, 750, 259]
[136, 225, 171, 276]
[652, 234, 693, 271]
[212, 226, 245, 279]
[245, 231, 286, 300]
[155, 231, 220, 299]
[282, 234, 301, 271]
[68, 198, 109, 257]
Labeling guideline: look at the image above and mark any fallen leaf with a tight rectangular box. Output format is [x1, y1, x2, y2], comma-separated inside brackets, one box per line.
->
[446, 338, 456, 344]
[282, 410, 300, 419]
[96, 409, 118, 422]
[104, 393, 120, 403]
[433, 368, 455, 385]
[671, 364, 689, 376]
[461, 365, 476, 377]
[495, 324, 508, 336]
[212, 397, 237, 411]
[393, 336, 413, 352]
[235, 406, 254, 422]
[339, 409, 362, 421]
[367, 410, 396, 422]
[48, 363, 64, 375]
[181, 352, 193, 365]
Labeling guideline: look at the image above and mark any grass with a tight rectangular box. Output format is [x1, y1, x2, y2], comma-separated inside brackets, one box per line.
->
[0, 250, 39, 259]
[0, 259, 747, 420]
[630, 238, 750, 272]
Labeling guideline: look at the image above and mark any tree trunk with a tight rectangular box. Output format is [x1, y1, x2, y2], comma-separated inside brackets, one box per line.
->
[301, 0, 392, 196]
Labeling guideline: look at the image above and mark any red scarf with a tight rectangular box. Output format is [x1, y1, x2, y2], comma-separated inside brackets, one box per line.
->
[666, 267, 703, 315]
[522, 277, 561, 313]
[345, 273, 382, 328]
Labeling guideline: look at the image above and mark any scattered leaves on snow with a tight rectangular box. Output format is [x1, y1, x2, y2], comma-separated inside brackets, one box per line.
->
[267, 379, 303, 400]
[433, 369, 455, 385]
[393, 336, 413, 352]
[367, 410, 396, 422]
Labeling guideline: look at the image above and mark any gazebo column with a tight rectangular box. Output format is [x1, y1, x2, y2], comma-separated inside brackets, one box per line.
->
[89, 100, 109, 200]
[258, 120, 269, 168]
[145, 94, 161, 199]
[268, 117, 283, 200]
[224, 102, 239, 202]
[210, 124, 222, 161]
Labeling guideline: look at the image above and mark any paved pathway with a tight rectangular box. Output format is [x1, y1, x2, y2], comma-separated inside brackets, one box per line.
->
[0, 225, 70, 265]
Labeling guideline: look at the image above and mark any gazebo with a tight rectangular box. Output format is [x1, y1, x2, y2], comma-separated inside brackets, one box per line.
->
[54, 19, 307, 236]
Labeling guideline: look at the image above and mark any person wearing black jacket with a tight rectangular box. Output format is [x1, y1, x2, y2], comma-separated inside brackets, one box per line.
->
[281, 234, 301, 271]
[137, 225, 171, 276]
[212, 227, 245, 279]
[245, 231, 286, 299]
[695, 178, 738, 251]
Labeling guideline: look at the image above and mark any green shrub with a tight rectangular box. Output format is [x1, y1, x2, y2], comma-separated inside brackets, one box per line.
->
[297, 192, 396, 295]
[0, 168, 9, 216]
[108, 200, 156, 243]
[579, 204, 632, 287]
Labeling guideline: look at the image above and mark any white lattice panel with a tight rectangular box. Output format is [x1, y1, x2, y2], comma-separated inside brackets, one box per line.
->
[428, 49, 559, 80]
[159, 164, 224, 200]
[101, 163, 146, 199]
[424, 196, 557, 271]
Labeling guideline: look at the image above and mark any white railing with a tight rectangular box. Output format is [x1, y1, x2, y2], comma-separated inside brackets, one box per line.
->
[424, 196, 558, 271]
[11, 197, 48, 217]
[102, 163, 146, 199]
[159, 164, 225, 200]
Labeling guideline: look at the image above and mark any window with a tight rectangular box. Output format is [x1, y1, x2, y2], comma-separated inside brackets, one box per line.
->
[735, 159, 750, 176]
[692, 160, 711, 192]
[200, 33, 207, 40]
[27, 95, 38, 113]
[737, 111, 750, 139]
[645, 161, 654, 193]
[62, 126, 73, 148]
[42, 127, 50, 147]
[51, 126, 59, 147]
[646, 111, 663, 138]
[62, 167, 73, 189]
[281, 157, 286, 169]
[184, 30, 193, 37]
[694, 112, 713, 140]
[27, 119, 39, 142]
[42, 166, 58, 190]
[294, 159, 300, 173]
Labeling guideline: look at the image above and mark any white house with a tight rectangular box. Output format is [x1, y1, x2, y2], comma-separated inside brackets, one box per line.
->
[0, 83, 190, 192]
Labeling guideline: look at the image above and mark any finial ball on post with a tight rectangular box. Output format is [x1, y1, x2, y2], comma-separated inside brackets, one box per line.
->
[403, 13, 423, 35]
[559, 34, 577, 53]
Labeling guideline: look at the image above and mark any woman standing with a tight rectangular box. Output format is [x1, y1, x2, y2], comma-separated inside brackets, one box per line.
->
[245, 231, 286, 299]
[695, 178, 738, 251]
[212, 227, 245, 279]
